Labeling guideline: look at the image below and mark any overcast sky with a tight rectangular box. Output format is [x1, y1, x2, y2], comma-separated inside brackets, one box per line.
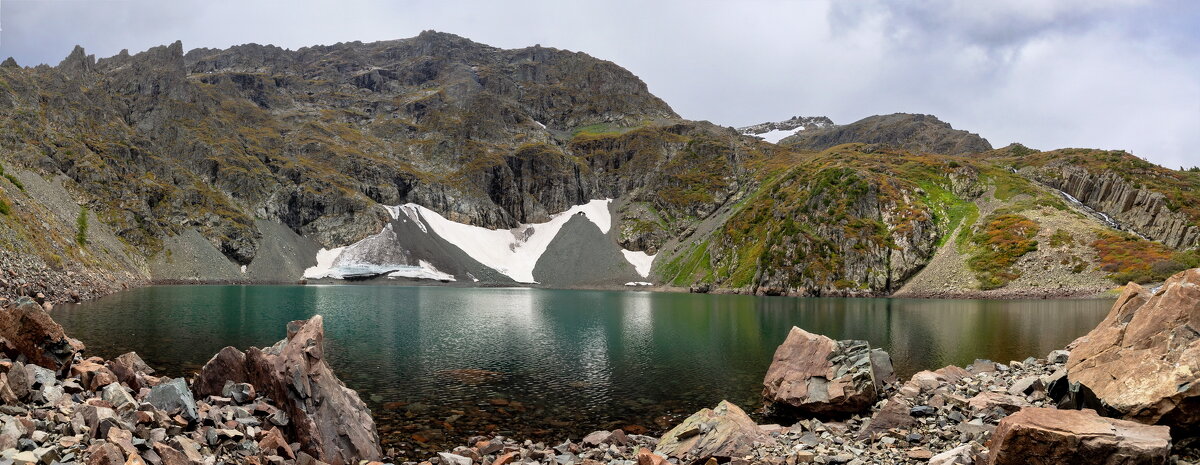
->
[2, 0, 1197, 168]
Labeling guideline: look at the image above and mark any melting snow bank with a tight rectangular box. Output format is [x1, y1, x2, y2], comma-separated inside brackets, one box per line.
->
[409, 199, 613, 283]
[304, 255, 454, 281]
[303, 247, 347, 279]
[303, 199, 657, 285]
[387, 260, 456, 281]
[621, 250, 656, 278]
[624, 281, 652, 286]
[754, 127, 803, 144]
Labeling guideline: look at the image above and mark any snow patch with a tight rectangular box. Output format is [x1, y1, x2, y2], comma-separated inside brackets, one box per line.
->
[409, 199, 613, 283]
[755, 128, 801, 144]
[303, 247, 347, 279]
[240, 265, 247, 274]
[624, 282, 652, 286]
[398, 205, 426, 233]
[621, 250, 656, 278]
[534, 120, 547, 129]
[384, 205, 401, 220]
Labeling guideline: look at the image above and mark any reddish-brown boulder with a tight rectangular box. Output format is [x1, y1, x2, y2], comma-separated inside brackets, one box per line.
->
[107, 352, 154, 391]
[762, 326, 891, 417]
[1066, 269, 1200, 427]
[72, 358, 119, 391]
[245, 316, 381, 465]
[85, 442, 125, 465]
[655, 400, 767, 463]
[986, 407, 1170, 465]
[192, 346, 248, 398]
[858, 396, 915, 440]
[0, 298, 84, 374]
[259, 427, 295, 460]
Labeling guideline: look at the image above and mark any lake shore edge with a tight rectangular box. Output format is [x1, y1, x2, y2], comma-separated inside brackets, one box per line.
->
[2, 269, 1197, 464]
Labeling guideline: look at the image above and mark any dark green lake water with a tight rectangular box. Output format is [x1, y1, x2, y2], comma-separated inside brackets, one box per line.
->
[51, 285, 1111, 456]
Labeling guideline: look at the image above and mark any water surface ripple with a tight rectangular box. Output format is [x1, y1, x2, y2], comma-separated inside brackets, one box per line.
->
[51, 285, 1111, 456]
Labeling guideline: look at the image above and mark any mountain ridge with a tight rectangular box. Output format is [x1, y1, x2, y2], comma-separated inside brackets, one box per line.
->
[0, 33, 1197, 304]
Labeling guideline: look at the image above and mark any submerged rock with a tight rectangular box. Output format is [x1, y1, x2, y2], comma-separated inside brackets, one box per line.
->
[986, 407, 1170, 464]
[1066, 269, 1200, 428]
[762, 326, 892, 417]
[655, 400, 766, 463]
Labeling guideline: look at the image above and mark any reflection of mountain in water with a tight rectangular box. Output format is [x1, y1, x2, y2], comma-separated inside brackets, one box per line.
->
[51, 286, 1111, 453]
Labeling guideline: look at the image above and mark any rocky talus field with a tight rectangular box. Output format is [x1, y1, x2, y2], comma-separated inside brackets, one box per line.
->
[0, 32, 1196, 300]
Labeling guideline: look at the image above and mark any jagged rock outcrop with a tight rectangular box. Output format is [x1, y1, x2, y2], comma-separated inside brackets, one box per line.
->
[655, 400, 767, 463]
[737, 116, 834, 135]
[985, 408, 1170, 465]
[780, 113, 992, 155]
[0, 32, 688, 276]
[762, 326, 893, 417]
[246, 316, 381, 464]
[192, 346, 248, 398]
[189, 316, 382, 464]
[1032, 164, 1199, 249]
[1066, 268, 1200, 428]
[0, 297, 84, 375]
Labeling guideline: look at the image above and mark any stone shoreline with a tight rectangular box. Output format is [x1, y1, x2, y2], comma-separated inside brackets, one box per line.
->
[2, 270, 1198, 464]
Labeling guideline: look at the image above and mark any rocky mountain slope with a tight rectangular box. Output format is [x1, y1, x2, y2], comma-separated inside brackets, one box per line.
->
[780, 113, 993, 155]
[0, 33, 1197, 300]
[737, 116, 834, 144]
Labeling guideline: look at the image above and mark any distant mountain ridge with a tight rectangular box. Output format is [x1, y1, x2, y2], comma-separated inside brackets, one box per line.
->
[0, 32, 1196, 304]
[781, 113, 993, 155]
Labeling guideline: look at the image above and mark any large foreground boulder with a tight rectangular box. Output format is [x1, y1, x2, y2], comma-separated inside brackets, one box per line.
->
[986, 407, 1170, 465]
[655, 400, 767, 463]
[762, 326, 893, 417]
[1066, 268, 1200, 428]
[192, 315, 381, 465]
[0, 297, 85, 375]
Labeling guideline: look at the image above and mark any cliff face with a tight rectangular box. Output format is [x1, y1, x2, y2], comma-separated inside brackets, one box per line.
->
[0, 32, 685, 268]
[1034, 166, 1199, 250]
[992, 148, 1200, 251]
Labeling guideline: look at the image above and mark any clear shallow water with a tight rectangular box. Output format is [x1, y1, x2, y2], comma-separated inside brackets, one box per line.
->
[51, 285, 1112, 456]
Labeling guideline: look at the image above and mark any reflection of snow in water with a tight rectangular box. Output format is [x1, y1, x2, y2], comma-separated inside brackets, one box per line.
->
[620, 291, 653, 352]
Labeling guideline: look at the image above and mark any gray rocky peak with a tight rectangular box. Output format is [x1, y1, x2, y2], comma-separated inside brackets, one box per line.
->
[738, 115, 834, 135]
[780, 112, 992, 155]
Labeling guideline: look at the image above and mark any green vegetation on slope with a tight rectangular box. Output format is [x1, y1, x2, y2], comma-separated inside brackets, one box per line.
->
[76, 206, 88, 246]
[1091, 231, 1200, 284]
[966, 214, 1040, 290]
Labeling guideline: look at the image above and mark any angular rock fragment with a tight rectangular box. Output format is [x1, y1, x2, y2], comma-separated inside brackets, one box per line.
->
[986, 408, 1170, 465]
[146, 378, 198, 422]
[244, 315, 382, 464]
[193, 346, 248, 398]
[762, 327, 892, 417]
[0, 298, 85, 374]
[655, 400, 766, 463]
